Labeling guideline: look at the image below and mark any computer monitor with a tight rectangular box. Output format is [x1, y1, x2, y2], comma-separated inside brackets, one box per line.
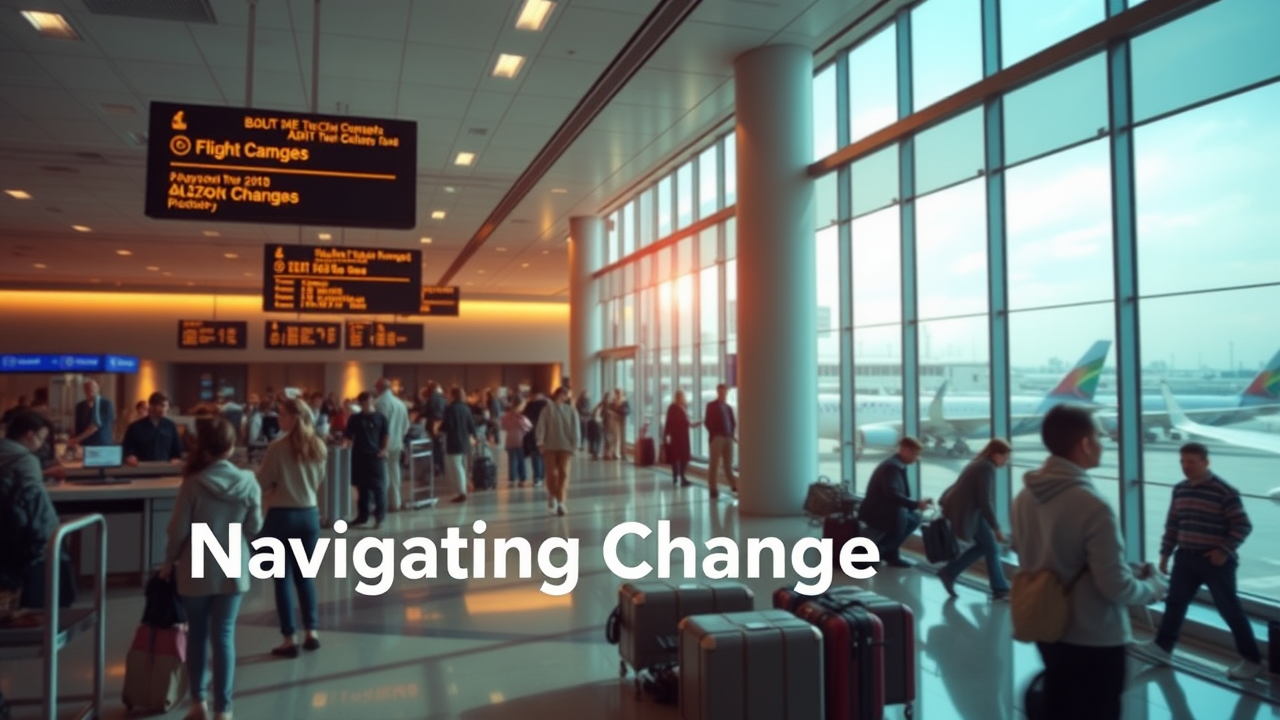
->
[83, 445, 123, 468]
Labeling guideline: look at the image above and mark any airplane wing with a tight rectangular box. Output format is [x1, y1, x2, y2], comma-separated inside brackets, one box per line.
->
[1160, 383, 1280, 456]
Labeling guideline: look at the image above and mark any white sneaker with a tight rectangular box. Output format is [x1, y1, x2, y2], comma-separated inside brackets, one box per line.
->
[184, 702, 208, 720]
[547, 496, 557, 514]
[556, 502, 566, 516]
[1227, 659, 1263, 681]
[1130, 641, 1173, 666]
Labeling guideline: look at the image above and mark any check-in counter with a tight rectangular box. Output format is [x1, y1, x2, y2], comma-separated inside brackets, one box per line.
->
[46, 475, 183, 580]
[61, 459, 181, 481]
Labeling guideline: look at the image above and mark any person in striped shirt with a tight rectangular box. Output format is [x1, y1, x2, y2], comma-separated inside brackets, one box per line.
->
[1133, 442, 1263, 680]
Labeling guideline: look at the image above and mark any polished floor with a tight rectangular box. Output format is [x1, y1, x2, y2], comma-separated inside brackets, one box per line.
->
[2, 455, 1277, 719]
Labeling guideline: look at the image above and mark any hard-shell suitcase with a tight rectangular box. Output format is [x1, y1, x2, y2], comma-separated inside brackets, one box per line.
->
[472, 456, 498, 490]
[320, 443, 351, 526]
[775, 586, 916, 715]
[679, 610, 824, 720]
[617, 581, 755, 678]
[794, 596, 886, 720]
[121, 624, 189, 712]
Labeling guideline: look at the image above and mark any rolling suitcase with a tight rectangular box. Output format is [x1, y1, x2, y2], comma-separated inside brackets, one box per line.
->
[121, 624, 189, 712]
[615, 580, 755, 682]
[921, 515, 959, 563]
[679, 610, 824, 720]
[794, 596, 886, 720]
[472, 453, 497, 490]
[320, 443, 351, 526]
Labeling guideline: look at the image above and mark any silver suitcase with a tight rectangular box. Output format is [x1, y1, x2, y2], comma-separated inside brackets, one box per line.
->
[679, 610, 824, 720]
[618, 581, 755, 676]
[320, 443, 352, 526]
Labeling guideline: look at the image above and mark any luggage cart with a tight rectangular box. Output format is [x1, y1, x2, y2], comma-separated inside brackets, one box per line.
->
[406, 437, 437, 509]
[0, 514, 106, 720]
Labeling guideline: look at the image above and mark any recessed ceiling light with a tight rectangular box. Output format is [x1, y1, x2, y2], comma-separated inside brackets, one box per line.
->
[431, 211, 446, 220]
[318, 232, 332, 240]
[72, 224, 91, 232]
[477, 269, 486, 274]
[21, 11, 80, 41]
[443, 186, 457, 193]
[32, 263, 47, 269]
[542, 250, 550, 255]
[224, 252, 239, 259]
[454, 152, 476, 166]
[521, 263, 530, 268]
[146, 266, 160, 271]
[550, 187, 568, 194]
[420, 237, 433, 244]
[244, 272, 253, 277]
[495, 247, 507, 253]
[492, 54, 525, 80]
[186, 281, 195, 287]
[116, 249, 132, 256]
[162, 271, 173, 277]
[4, 190, 32, 199]
[203, 230, 220, 237]
[515, 0, 555, 31]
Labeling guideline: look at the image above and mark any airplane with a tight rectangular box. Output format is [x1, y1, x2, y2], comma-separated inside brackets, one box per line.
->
[1160, 383, 1280, 457]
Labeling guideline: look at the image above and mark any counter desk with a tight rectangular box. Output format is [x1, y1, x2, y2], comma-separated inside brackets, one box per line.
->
[46, 475, 183, 582]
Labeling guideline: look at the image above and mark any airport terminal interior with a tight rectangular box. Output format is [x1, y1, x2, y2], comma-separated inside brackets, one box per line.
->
[2, 0, 1279, 718]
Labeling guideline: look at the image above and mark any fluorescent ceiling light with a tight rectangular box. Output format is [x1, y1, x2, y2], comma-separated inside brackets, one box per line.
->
[202, 230, 220, 237]
[116, 249, 132, 256]
[5, 189, 32, 199]
[515, 0, 555, 31]
[145, 266, 160, 271]
[244, 272, 253, 277]
[521, 263, 530, 268]
[318, 232, 332, 240]
[431, 210, 446, 220]
[32, 263, 47, 269]
[492, 54, 525, 80]
[420, 237, 433, 244]
[443, 186, 457, 193]
[224, 253, 239, 259]
[550, 188, 568, 194]
[162, 271, 173, 277]
[21, 11, 80, 40]
[454, 151, 476, 166]
[72, 224, 91, 232]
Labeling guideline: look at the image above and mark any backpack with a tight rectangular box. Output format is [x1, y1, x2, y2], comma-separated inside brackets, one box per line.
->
[1011, 565, 1088, 643]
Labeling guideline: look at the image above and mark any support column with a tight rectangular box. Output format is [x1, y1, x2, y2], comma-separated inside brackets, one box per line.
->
[324, 362, 382, 401]
[734, 45, 816, 517]
[569, 216, 604, 400]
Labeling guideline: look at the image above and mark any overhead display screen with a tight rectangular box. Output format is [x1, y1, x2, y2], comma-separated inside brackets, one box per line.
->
[420, 286, 461, 316]
[144, 101, 417, 229]
[265, 321, 342, 350]
[0, 354, 103, 373]
[178, 320, 247, 349]
[264, 244, 421, 315]
[345, 321, 424, 350]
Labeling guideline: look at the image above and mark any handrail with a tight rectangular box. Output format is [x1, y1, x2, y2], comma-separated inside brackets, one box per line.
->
[44, 513, 106, 720]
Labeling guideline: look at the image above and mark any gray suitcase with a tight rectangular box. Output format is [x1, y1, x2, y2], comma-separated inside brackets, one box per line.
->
[679, 610, 824, 720]
[319, 443, 351, 526]
[618, 581, 755, 677]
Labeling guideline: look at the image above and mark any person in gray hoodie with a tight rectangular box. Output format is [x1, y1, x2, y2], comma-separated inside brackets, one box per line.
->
[537, 387, 581, 516]
[938, 437, 1012, 600]
[0, 411, 60, 605]
[161, 417, 262, 720]
[1011, 404, 1166, 720]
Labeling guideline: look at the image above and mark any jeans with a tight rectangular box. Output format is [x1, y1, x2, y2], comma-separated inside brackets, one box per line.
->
[707, 436, 737, 492]
[941, 518, 1010, 593]
[1155, 549, 1261, 661]
[1035, 641, 1126, 720]
[529, 450, 545, 482]
[877, 508, 922, 561]
[506, 447, 527, 482]
[445, 453, 468, 495]
[260, 507, 320, 636]
[355, 478, 387, 523]
[183, 593, 243, 714]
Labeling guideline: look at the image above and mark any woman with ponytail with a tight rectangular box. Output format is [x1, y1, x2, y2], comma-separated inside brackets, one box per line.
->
[256, 397, 327, 657]
[161, 417, 261, 720]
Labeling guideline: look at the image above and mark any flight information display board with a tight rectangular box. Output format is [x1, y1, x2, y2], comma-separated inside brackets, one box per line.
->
[178, 320, 247, 349]
[420, 286, 461, 316]
[345, 321, 424, 350]
[265, 321, 342, 350]
[0, 354, 102, 372]
[144, 101, 417, 229]
[264, 244, 421, 315]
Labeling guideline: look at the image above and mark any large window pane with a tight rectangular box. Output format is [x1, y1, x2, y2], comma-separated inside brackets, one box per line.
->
[676, 162, 694, 230]
[622, 294, 634, 346]
[1008, 303, 1118, 510]
[1135, 83, 1280, 296]
[699, 265, 720, 347]
[638, 188, 654, 248]
[918, 316, 991, 504]
[848, 24, 899, 142]
[699, 144, 719, 218]
[699, 227, 718, 269]
[1001, 0, 1103, 69]
[607, 210, 619, 265]
[911, 0, 982, 111]
[852, 206, 901, 327]
[914, 107, 984, 196]
[851, 144, 900, 217]
[815, 63, 839, 160]
[677, 274, 694, 350]
[657, 176, 673, 238]
[852, 324, 903, 490]
[818, 329, 843, 481]
[816, 226, 840, 333]
[724, 133, 737, 207]
[1006, 140, 1113, 309]
[916, 178, 987, 319]
[621, 202, 635, 258]
[1003, 54, 1108, 166]
[725, 259, 737, 344]
[1132, 0, 1280, 123]
[816, 173, 839, 230]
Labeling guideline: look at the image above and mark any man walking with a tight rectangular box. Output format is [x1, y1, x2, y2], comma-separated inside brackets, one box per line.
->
[703, 384, 738, 499]
[1133, 442, 1263, 680]
[343, 393, 389, 530]
[374, 378, 410, 511]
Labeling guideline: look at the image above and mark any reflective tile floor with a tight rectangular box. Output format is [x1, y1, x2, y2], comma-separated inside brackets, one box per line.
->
[2, 457, 1277, 719]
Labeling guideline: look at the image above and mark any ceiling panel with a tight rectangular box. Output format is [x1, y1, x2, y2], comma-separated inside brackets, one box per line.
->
[113, 61, 224, 102]
[504, 93, 575, 128]
[642, 21, 774, 76]
[0, 49, 57, 86]
[541, 6, 644, 63]
[316, 0, 413, 41]
[0, 84, 91, 119]
[687, 0, 822, 32]
[37, 119, 128, 148]
[403, 0, 510, 52]
[461, 90, 516, 125]
[316, 77, 399, 117]
[209, 67, 309, 110]
[396, 84, 474, 120]
[617, 68, 728, 109]
[189, 25, 298, 74]
[33, 54, 134, 94]
[314, 35, 405, 82]
[400, 44, 492, 90]
[517, 57, 608, 99]
[79, 16, 208, 65]
[782, 0, 879, 41]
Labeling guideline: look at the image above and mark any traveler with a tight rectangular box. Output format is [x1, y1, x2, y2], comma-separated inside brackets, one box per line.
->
[663, 390, 700, 487]
[501, 400, 533, 487]
[522, 388, 550, 485]
[859, 437, 931, 567]
[486, 388, 504, 445]
[69, 379, 114, 448]
[1132, 442, 1262, 680]
[537, 388, 581, 516]
[343, 392, 389, 529]
[602, 388, 631, 460]
[256, 398, 325, 658]
[1011, 404, 1166, 720]
[374, 378, 410, 511]
[937, 438, 1012, 600]
[122, 392, 185, 466]
[160, 417, 262, 720]
[575, 392, 592, 451]
[0, 411, 59, 606]
[442, 386, 478, 503]
[703, 384, 738, 499]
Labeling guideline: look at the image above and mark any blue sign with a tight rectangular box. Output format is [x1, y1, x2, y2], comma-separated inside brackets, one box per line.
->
[0, 354, 139, 374]
[59, 355, 103, 372]
[104, 355, 139, 372]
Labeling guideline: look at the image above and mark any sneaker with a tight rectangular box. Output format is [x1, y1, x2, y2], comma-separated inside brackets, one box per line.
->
[1131, 641, 1173, 667]
[184, 702, 208, 720]
[271, 643, 299, 659]
[556, 504, 566, 517]
[302, 635, 321, 651]
[938, 572, 957, 598]
[1228, 659, 1263, 681]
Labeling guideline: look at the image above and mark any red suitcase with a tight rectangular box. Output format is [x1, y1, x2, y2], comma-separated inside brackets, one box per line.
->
[776, 586, 916, 718]
[794, 596, 886, 720]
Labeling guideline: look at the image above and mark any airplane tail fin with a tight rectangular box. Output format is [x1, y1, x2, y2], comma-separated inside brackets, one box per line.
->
[1240, 348, 1280, 404]
[1042, 340, 1112, 407]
